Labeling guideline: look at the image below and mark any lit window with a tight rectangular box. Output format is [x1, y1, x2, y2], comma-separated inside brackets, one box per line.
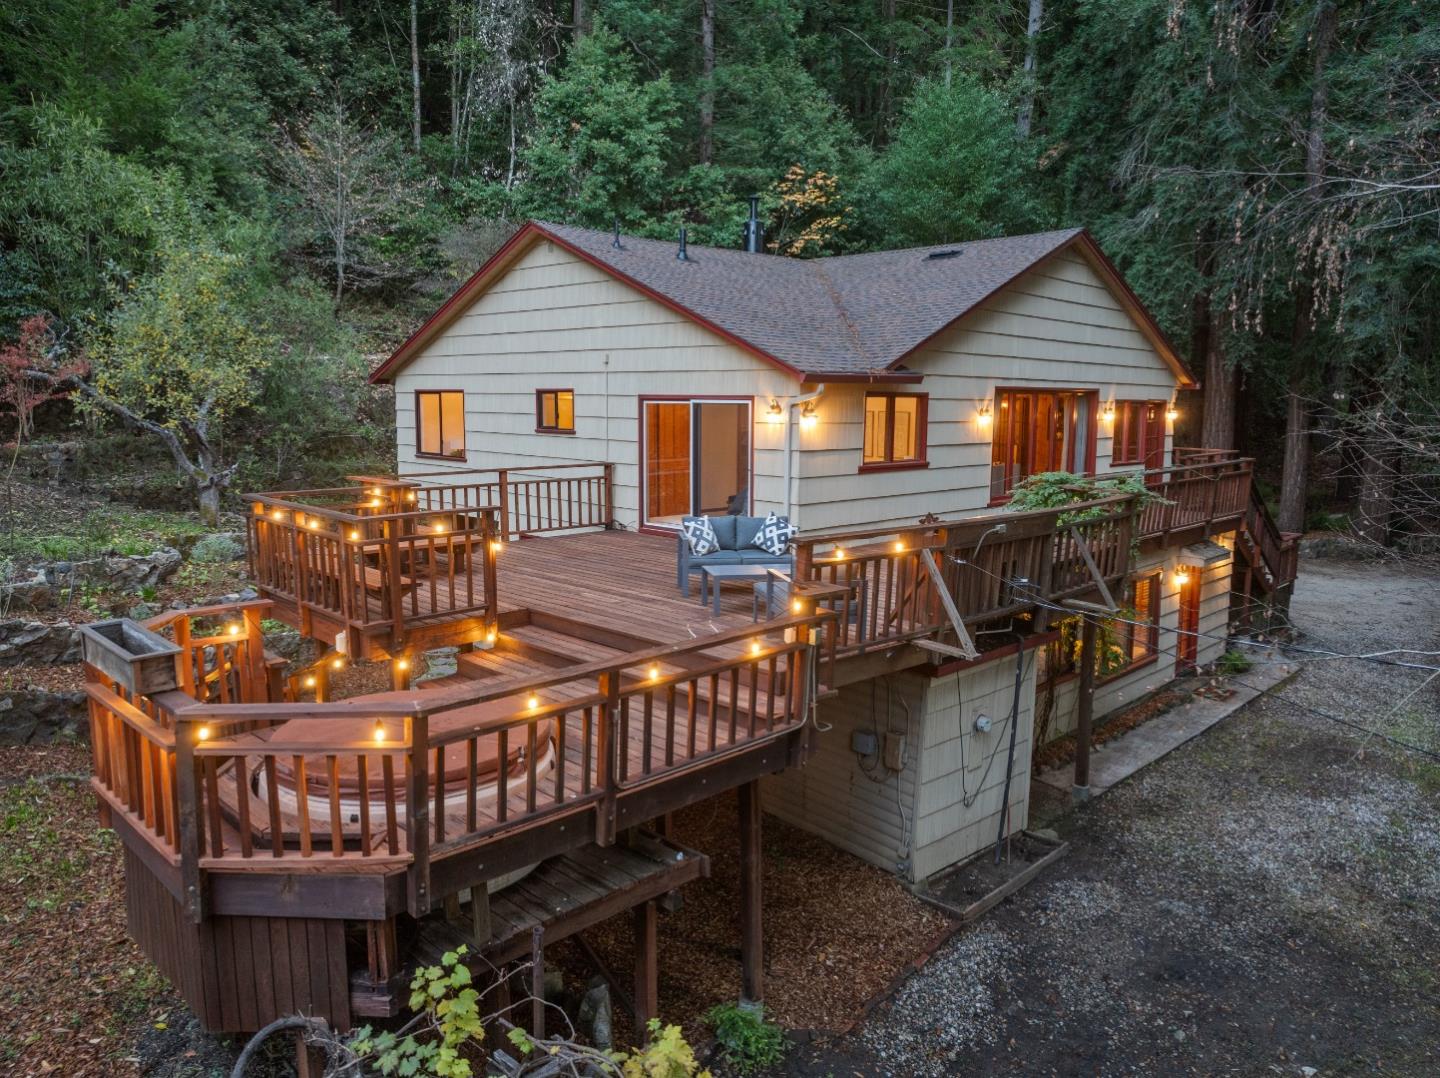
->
[536, 389, 575, 433]
[861, 393, 927, 468]
[417, 391, 465, 459]
[989, 389, 1096, 499]
[1112, 400, 1166, 469]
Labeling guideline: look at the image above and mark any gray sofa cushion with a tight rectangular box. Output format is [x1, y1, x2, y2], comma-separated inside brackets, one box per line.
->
[736, 549, 791, 564]
[709, 515, 739, 549]
[694, 549, 744, 566]
[733, 516, 765, 551]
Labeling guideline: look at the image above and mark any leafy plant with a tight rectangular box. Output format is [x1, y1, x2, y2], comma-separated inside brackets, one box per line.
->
[349, 946, 484, 1077]
[704, 1002, 785, 1075]
[189, 533, 244, 564]
[1216, 649, 1253, 676]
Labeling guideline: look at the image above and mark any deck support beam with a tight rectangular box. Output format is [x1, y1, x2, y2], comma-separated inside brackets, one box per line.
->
[1072, 618, 1097, 800]
[738, 780, 763, 1004]
[633, 899, 658, 1038]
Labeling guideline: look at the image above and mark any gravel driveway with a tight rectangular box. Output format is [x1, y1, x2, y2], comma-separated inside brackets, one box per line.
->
[773, 555, 1440, 1077]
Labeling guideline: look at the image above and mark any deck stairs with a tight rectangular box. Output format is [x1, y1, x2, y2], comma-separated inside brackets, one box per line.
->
[1233, 485, 1301, 630]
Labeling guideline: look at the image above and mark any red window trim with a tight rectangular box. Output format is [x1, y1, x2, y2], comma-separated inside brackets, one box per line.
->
[414, 389, 467, 461]
[1111, 399, 1166, 467]
[988, 386, 1098, 504]
[860, 392, 928, 472]
[535, 388, 576, 434]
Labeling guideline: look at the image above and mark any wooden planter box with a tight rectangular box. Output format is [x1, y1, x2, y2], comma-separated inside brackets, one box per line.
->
[80, 619, 182, 696]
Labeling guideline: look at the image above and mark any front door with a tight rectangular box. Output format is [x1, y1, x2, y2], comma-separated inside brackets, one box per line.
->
[1175, 569, 1200, 673]
[642, 398, 751, 527]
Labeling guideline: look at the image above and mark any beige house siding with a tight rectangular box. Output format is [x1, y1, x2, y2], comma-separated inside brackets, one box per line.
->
[792, 250, 1182, 533]
[392, 242, 1185, 535]
[1042, 537, 1235, 743]
[761, 675, 924, 878]
[910, 657, 1037, 883]
[391, 239, 800, 529]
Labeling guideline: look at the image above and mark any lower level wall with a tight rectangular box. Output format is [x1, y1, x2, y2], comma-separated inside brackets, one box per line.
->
[761, 675, 924, 879]
[909, 654, 1037, 883]
[1042, 537, 1234, 743]
[125, 848, 353, 1034]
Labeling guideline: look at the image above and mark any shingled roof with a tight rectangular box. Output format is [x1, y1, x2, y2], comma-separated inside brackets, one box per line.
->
[373, 221, 1195, 386]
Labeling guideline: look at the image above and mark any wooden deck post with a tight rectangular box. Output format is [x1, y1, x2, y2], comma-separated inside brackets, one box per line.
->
[406, 712, 431, 915]
[634, 898, 658, 1039]
[737, 780, 763, 1004]
[1072, 618, 1097, 800]
[497, 469, 511, 541]
[595, 670, 618, 846]
[602, 463, 615, 528]
[530, 925, 545, 1038]
[174, 719, 205, 923]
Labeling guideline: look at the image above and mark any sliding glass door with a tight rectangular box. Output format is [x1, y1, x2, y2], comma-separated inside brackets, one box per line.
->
[642, 398, 751, 527]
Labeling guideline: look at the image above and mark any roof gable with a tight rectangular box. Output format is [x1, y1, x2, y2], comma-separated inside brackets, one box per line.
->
[372, 222, 1195, 387]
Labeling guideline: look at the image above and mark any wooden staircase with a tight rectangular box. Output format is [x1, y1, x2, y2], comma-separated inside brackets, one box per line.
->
[1233, 484, 1301, 630]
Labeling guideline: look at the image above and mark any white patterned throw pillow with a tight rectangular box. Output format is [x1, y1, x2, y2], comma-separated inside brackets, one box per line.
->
[681, 515, 719, 556]
[751, 512, 796, 557]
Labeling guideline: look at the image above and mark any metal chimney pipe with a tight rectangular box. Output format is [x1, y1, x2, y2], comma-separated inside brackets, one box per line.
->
[743, 195, 764, 253]
[677, 227, 689, 261]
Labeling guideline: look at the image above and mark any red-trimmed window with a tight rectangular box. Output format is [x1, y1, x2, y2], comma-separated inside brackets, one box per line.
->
[1116, 572, 1161, 667]
[416, 390, 465, 459]
[1112, 400, 1166, 469]
[535, 389, 575, 433]
[989, 389, 1096, 499]
[862, 393, 927, 469]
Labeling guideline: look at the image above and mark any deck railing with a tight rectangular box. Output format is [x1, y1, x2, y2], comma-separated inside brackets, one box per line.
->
[396, 462, 615, 541]
[86, 602, 829, 921]
[791, 455, 1252, 660]
[244, 483, 501, 654]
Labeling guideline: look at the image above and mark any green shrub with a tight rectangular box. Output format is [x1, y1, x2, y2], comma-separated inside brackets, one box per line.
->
[190, 533, 245, 563]
[704, 1001, 785, 1075]
[1216, 649, 1253, 676]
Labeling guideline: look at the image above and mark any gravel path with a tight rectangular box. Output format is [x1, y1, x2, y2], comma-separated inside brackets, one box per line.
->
[771, 555, 1440, 1077]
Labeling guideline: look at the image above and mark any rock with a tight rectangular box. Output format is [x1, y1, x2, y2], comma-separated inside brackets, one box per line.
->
[417, 646, 460, 684]
[578, 978, 613, 1050]
[75, 547, 183, 589]
[128, 602, 159, 621]
[0, 620, 81, 666]
[0, 689, 87, 744]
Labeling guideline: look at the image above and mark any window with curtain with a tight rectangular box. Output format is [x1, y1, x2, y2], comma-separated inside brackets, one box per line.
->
[416, 390, 465, 459]
[1112, 400, 1166, 469]
[536, 389, 575, 433]
[861, 393, 927, 468]
[989, 389, 1096, 499]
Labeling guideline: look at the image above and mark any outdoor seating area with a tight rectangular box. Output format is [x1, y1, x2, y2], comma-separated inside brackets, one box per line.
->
[676, 513, 795, 596]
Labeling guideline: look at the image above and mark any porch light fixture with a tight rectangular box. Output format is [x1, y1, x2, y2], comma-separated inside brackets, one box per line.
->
[1166, 404, 1180, 422]
[976, 401, 994, 428]
[1101, 400, 1116, 424]
[765, 398, 784, 423]
[799, 402, 818, 431]
[1173, 567, 1191, 587]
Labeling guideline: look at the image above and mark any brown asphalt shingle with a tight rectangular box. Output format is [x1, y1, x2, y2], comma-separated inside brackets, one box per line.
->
[537, 221, 1085, 378]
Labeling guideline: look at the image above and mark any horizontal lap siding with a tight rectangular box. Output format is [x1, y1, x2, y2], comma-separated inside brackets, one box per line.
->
[761, 675, 924, 877]
[794, 251, 1183, 532]
[393, 241, 796, 528]
[910, 658, 1037, 882]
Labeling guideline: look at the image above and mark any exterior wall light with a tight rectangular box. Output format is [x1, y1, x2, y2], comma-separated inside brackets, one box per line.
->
[799, 402, 818, 431]
[1101, 400, 1116, 424]
[1173, 567, 1191, 587]
[765, 398, 785, 423]
[976, 401, 993, 428]
[1166, 404, 1180, 423]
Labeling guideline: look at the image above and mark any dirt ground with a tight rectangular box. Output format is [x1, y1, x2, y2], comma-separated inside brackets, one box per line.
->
[768, 555, 1440, 1076]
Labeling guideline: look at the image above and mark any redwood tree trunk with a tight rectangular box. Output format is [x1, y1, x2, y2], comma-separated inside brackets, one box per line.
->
[1196, 294, 1237, 450]
[409, 0, 422, 151]
[699, 0, 715, 164]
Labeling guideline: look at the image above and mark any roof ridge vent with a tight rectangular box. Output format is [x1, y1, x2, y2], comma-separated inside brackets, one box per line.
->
[926, 248, 963, 260]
